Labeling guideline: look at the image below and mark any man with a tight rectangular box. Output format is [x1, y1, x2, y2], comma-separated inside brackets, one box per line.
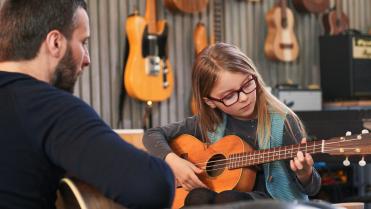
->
[0, 0, 174, 209]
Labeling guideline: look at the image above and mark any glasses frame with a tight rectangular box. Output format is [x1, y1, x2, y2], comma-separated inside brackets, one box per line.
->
[207, 77, 257, 107]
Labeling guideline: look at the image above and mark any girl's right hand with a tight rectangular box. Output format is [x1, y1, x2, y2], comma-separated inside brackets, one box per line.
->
[165, 152, 208, 191]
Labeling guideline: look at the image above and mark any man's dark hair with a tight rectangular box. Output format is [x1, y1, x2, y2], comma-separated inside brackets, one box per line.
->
[0, 0, 87, 61]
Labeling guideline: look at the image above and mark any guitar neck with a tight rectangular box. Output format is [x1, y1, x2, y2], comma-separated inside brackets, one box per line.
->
[279, 0, 288, 28]
[228, 132, 371, 169]
[212, 0, 224, 43]
[228, 141, 323, 169]
[145, 0, 157, 33]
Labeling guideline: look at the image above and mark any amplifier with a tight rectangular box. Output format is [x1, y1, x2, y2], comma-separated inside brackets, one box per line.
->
[275, 89, 322, 111]
[319, 34, 371, 100]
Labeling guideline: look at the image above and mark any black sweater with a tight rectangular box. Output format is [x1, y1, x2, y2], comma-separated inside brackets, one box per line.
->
[0, 71, 174, 209]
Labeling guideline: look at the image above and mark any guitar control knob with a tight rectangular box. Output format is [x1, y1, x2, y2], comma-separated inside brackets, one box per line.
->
[362, 129, 369, 134]
[343, 157, 350, 166]
[359, 156, 366, 167]
[345, 131, 352, 136]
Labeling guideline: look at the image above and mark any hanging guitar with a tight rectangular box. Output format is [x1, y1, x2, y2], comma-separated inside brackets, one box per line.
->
[194, 18, 208, 55]
[124, 0, 174, 102]
[292, 0, 329, 14]
[322, 0, 349, 36]
[170, 130, 371, 209]
[164, 0, 208, 14]
[264, 0, 299, 62]
[191, 0, 224, 115]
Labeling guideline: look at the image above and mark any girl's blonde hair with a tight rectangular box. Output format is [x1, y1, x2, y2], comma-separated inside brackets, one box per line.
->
[192, 43, 306, 145]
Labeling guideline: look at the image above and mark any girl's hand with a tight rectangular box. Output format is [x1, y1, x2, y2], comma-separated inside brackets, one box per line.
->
[289, 138, 314, 185]
[165, 152, 208, 191]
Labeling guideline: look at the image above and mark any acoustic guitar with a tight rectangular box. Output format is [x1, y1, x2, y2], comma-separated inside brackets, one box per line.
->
[322, 0, 349, 36]
[170, 131, 371, 209]
[292, 0, 329, 14]
[124, 0, 174, 102]
[164, 0, 208, 14]
[57, 178, 126, 209]
[264, 0, 299, 62]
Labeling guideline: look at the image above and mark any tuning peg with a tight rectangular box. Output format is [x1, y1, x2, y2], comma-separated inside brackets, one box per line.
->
[343, 157, 350, 166]
[346, 131, 352, 136]
[359, 156, 366, 167]
[362, 129, 369, 134]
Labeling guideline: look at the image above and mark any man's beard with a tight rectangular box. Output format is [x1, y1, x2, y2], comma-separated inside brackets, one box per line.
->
[52, 46, 79, 93]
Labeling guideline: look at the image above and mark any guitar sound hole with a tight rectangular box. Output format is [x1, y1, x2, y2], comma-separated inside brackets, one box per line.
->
[206, 154, 226, 177]
[280, 43, 293, 49]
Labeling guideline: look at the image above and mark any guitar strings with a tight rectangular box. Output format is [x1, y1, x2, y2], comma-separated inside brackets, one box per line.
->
[193, 139, 361, 167]
[187, 139, 365, 172]
[199, 147, 361, 172]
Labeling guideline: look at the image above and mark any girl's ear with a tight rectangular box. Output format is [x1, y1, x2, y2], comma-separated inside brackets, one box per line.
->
[203, 97, 217, 108]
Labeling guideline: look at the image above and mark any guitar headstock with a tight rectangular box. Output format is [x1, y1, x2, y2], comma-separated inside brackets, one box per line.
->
[324, 130, 371, 166]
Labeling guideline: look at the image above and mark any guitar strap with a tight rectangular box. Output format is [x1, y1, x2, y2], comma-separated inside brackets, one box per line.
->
[260, 111, 309, 201]
[207, 113, 227, 144]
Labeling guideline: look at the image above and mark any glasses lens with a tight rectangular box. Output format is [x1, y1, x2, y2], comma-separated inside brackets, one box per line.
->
[242, 79, 256, 94]
[222, 93, 239, 106]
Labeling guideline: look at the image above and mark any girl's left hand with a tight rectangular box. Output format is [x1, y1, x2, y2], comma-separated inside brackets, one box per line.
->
[289, 138, 314, 185]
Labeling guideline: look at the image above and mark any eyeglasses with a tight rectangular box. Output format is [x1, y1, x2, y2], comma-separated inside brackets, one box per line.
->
[207, 77, 257, 107]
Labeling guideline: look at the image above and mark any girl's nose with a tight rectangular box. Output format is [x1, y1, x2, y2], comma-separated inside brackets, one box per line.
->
[238, 91, 249, 102]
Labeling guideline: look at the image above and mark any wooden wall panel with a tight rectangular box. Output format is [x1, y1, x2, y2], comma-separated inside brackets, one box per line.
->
[0, 0, 371, 129]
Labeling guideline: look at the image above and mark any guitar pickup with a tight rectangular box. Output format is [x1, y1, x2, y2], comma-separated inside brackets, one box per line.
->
[146, 56, 161, 76]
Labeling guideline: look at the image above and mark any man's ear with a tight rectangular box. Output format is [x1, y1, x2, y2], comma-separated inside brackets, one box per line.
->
[45, 30, 67, 58]
[203, 97, 217, 109]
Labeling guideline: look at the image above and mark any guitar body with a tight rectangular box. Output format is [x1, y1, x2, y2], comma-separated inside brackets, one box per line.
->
[193, 22, 208, 55]
[164, 0, 208, 13]
[293, 0, 329, 13]
[322, 11, 349, 35]
[264, 6, 299, 62]
[124, 13, 174, 102]
[191, 22, 208, 115]
[170, 134, 257, 209]
[57, 178, 126, 209]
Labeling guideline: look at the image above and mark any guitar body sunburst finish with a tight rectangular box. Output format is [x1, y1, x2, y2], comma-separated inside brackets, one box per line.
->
[264, 6, 299, 62]
[124, 14, 174, 102]
[170, 134, 257, 209]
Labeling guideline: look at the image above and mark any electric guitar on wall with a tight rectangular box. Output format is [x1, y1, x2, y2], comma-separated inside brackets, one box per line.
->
[264, 0, 299, 62]
[322, 0, 349, 36]
[170, 130, 371, 209]
[124, 0, 174, 102]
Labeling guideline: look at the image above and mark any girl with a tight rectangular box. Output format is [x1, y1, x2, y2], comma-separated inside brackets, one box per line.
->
[143, 43, 321, 206]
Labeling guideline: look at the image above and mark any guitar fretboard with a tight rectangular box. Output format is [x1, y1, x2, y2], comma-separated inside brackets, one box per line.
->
[213, 0, 224, 42]
[228, 140, 325, 169]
